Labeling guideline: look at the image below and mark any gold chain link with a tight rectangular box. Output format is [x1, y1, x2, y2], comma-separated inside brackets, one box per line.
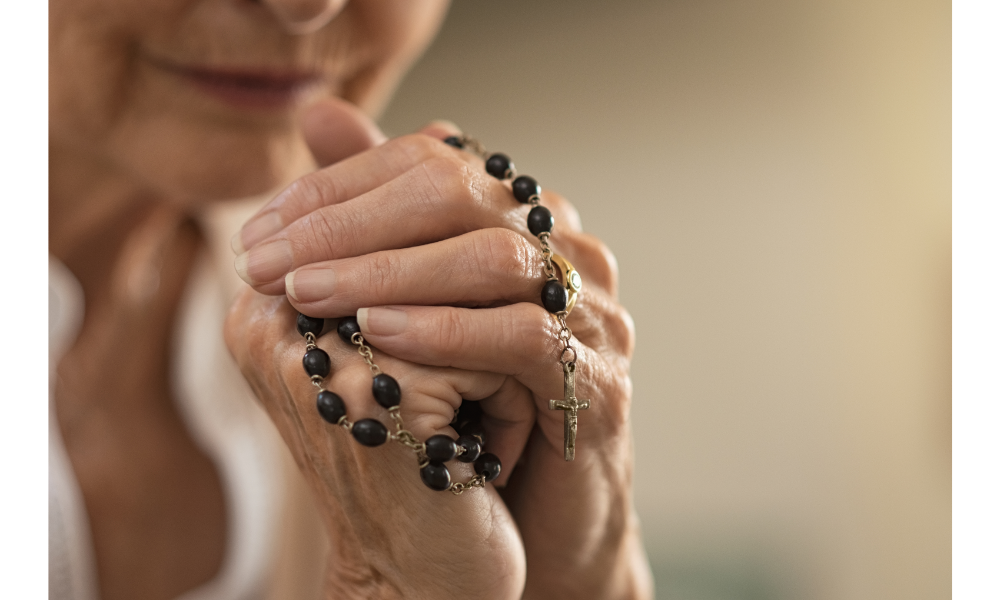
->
[538, 232, 558, 281]
[557, 311, 578, 367]
[449, 474, 487, 495]
[456, 135, 489, 160]
[351, 332, 382, 376]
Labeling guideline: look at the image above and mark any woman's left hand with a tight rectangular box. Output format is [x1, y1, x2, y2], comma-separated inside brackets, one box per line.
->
[232, 109, 653, 599]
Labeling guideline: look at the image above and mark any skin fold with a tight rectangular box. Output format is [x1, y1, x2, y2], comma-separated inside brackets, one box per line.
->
[50, 0, 653, 597]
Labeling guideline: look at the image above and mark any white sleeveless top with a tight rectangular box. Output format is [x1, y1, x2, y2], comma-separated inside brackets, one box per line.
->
[49, 250, 287, 600]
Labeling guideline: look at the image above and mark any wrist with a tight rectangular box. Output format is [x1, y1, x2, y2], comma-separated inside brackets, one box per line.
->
[522, 510, 653, 600]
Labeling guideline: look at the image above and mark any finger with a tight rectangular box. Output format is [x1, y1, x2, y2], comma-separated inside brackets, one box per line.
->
[356, 304, 631, 454]
[475, 377, 537, 487]
[300, 97, 387, 168]
[284, 227, 543, 311]
[232, 130, 486, 254]
[281, 227, 632, 357]
[234, 155, 521, 291]
[416, 119, 463, 141]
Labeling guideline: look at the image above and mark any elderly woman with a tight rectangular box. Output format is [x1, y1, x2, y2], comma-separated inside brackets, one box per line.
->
[50, 0, 652, 598]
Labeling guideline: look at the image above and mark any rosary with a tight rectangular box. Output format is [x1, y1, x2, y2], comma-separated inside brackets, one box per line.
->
[295, 134, 589, 494]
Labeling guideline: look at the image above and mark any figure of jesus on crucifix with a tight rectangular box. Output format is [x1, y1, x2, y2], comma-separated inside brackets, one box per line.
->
[549, 362, 591, 461]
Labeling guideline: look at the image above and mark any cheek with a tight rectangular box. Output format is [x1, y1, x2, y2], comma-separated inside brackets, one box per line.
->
[50, 0, 313, 201]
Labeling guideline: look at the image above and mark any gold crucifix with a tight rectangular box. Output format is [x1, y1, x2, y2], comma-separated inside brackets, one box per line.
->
[548, 362, 590, 461]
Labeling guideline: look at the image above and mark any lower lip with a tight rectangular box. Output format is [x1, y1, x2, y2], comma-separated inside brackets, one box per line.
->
[162, 65, 320, 111]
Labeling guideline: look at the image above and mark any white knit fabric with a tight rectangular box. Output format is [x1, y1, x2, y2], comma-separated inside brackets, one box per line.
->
[49, 251, 284, 600]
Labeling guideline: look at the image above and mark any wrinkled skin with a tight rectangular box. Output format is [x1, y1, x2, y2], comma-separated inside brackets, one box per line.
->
[50, 0, 653, 595]
[225, 109, 653, 598]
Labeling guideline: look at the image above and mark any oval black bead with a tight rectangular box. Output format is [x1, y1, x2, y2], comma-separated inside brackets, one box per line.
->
[485, 153, 513, 179]
[474, 453, 502, 483]
[512, 175, 540, 204]
[337, 316, 361, 345]
[420, 462, 452, 491]
[303, 348, 332, 378]
[296, 313, 324, 337]
[456, 435, 482, 463]
[527, 205, 554, 236]
[371, 373, 401, 408]
[351, 419, 388, 447]
[425, 434, 458, 462]
[443, 136, 464, 149]
[541, 279, 568, 313]
[316, 390, 346, 424]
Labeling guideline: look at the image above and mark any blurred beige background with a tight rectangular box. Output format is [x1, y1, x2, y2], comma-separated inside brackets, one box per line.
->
[378, 1, 951, 599]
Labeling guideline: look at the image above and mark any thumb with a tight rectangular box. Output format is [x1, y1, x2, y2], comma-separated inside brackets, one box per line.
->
[299, 97, 387, 168]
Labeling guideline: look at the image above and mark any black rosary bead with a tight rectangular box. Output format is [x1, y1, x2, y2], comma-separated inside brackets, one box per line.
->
[485, 153, 514, 179]
[296, 313, 324, 337]
[456, 434, 482, 463]
[425, 434, 458, 463]
[512, 175, 540, 204]
[303, 348, 332, 378]
[541, 279, 568, 313]
[527, 205, 554, 236]
[337, 316, 361, 345]
[352, 419, 389, 447]
[371, 373, 402, 408]
[443, 136, 464, 149]
[316, 390, 347, 424]
[420, 462, 452, 491]
[474, 453, 502, 483]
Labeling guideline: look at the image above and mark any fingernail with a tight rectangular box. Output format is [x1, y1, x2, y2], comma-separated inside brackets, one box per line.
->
[233, 212, 284, 254]
[285, 268, 337, 302]
[358, 307, 408, 336]
[234, 239, 293, 285]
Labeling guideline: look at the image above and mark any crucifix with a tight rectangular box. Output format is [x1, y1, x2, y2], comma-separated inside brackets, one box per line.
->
[548, 362, 590, 461]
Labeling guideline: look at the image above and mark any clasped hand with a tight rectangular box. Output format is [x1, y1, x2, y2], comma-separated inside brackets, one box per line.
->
[224, 99, 651, 600]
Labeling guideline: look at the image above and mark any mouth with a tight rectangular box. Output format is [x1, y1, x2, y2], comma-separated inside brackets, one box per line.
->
[149, 58, 325, 111]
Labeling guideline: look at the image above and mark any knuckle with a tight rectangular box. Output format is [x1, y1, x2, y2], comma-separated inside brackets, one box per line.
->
[614, 304, 637, 358]
[421, 155, 486, 211]
[433, 308, 471, 356]
[280, 173, 326, 215]
[515, 303, 561, 361]
[583, 356, 632, 429]
[364, 251, 399, 298]
[542, 190, 582, 232]
[605, 372, 633, 427]
[579, 232, 620, 294]
[297, 206, 355, 260]
[392, 133, 451, 163]
[471, 228, 535, 284]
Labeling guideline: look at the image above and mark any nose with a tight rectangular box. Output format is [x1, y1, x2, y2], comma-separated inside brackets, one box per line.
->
[259, 0, 348, 35]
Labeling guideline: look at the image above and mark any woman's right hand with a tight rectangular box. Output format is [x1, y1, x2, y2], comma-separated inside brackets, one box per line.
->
[224, 290, 531, 599]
